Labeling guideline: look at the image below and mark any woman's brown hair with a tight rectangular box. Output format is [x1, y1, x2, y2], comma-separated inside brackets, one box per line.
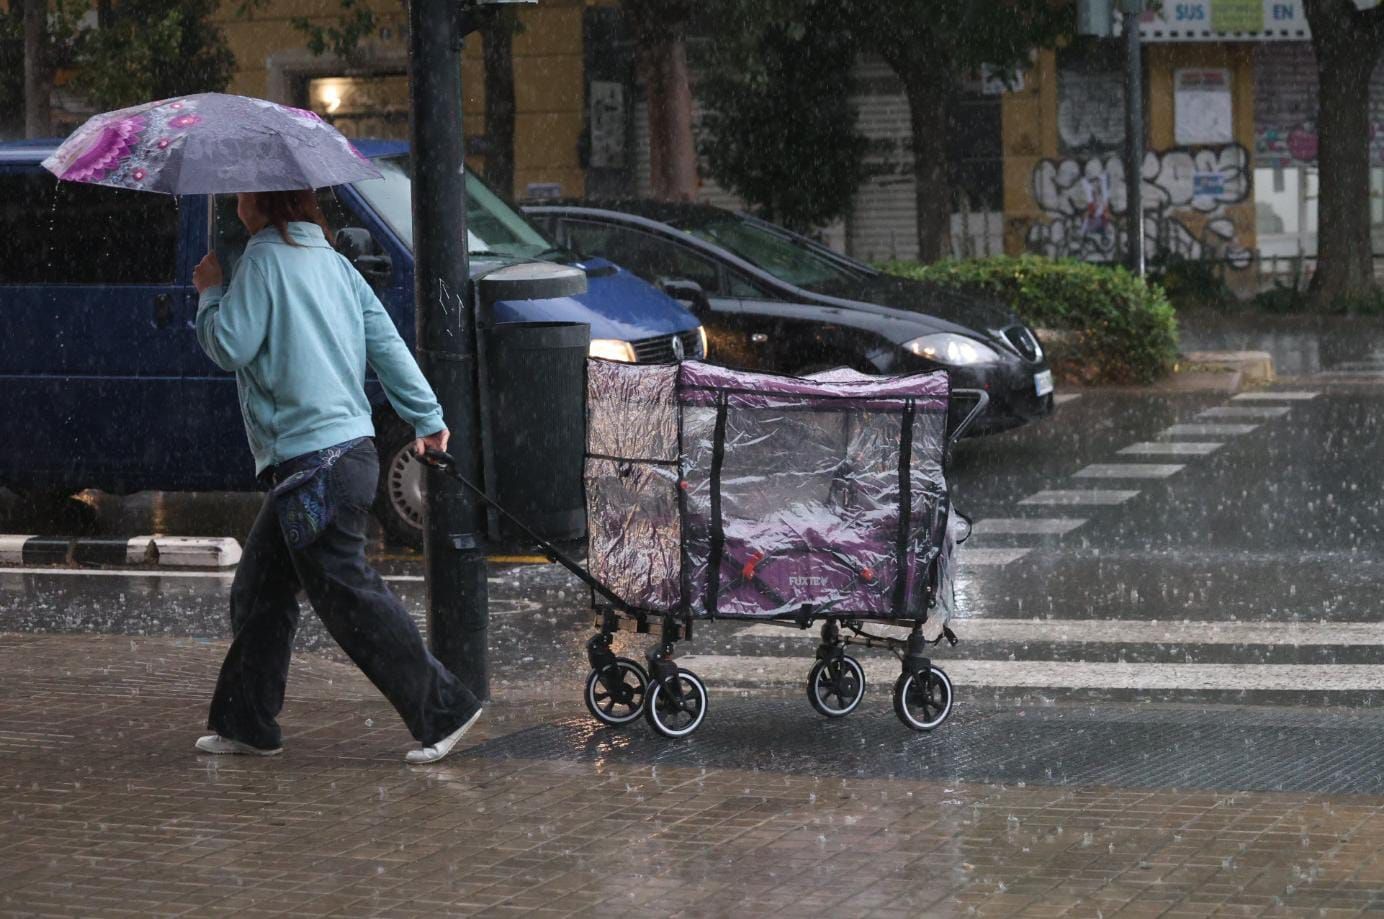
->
[247, 189, 332, 246]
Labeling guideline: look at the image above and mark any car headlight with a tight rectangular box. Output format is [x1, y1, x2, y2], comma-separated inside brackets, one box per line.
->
[589, 339, 637, 362]
[697, 325, 709, 359]
[902, 333, 999, 366]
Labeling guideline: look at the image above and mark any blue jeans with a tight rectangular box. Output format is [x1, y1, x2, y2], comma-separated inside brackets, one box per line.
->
[207, 439, 480, 749]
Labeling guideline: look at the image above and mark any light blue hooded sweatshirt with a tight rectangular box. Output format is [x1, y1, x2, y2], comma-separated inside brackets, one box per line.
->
[196, 221, 444, 475]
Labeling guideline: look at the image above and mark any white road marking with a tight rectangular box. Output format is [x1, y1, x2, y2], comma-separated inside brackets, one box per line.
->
[1118, 442, 1223, 456]
[1232, 391, 1319, 401]
[1197, 406, 1291, 419]
[678, 654, 1384, 692]
[1161, 423, 1259, 436]
[0, 566, 423, 582]
[734, 618, 1384, 646]
[1019, 490, 1140, 506]
[958, 547, 1032, 566]
[972, 518, 1086, 536]
[1073, 463, 1184, 479]
[1054, 394, 1082, 405]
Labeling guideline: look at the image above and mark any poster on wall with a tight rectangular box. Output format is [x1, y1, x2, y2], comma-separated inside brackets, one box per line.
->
[1211, 0, 1264, 32]
[1175, 69, 1234, 144]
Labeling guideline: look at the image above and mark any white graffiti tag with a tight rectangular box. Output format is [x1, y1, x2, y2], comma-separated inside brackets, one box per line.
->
[1027, 144, 1253, 269]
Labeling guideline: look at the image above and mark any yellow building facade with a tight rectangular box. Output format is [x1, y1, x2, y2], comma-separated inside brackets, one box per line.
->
[214, 0, 596, 200]
[1002, 42, 1259, 287]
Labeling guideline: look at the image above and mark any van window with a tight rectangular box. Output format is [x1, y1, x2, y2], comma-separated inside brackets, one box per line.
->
[0, 171, 179, 285]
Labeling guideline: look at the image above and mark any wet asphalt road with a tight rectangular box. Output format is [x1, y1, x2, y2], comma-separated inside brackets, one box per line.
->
[3, 366, 1383, 712]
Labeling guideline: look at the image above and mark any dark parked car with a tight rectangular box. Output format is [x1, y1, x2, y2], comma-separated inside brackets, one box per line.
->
[525, 201, 1053, 435]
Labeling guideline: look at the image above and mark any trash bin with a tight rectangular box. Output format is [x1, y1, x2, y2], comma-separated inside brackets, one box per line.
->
[481, 320, 591, 543]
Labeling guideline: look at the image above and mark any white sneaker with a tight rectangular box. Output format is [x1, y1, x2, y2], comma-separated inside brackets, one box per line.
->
[405, 708, 483, 764]
[195, 734, 282, 757]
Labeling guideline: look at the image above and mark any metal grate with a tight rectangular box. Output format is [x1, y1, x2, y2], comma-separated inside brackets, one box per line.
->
[632, 329, 704, 364]
[1003, 325, 1042, 362]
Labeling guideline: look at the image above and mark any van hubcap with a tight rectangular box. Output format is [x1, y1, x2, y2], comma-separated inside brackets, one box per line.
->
[387, 444, 425, 532]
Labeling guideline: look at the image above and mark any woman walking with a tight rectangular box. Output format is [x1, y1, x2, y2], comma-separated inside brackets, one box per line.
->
[192, 189, 481, 764]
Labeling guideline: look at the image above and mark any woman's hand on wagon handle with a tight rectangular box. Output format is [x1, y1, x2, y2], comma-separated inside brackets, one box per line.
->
[194, 252, 223, 294]
[416, 428, 450, 458]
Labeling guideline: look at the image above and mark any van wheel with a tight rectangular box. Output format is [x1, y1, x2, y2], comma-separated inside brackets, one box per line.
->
[372, 416, 425, 550]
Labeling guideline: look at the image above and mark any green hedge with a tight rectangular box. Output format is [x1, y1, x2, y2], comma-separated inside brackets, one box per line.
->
[880, 255, 1179, 385]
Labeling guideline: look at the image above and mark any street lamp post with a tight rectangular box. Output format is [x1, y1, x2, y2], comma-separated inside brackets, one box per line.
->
[407, 0, 531, 701]
[1121, 0, 1146, 277]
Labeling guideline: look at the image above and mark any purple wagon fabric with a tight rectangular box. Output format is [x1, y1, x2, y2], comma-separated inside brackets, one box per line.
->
[586, 360, 953, 623]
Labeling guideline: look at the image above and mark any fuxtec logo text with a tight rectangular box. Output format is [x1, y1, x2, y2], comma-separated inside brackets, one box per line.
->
[789, 576, 831, 588]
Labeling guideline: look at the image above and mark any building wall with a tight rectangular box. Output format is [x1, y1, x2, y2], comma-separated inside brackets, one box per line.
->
[1003, 40, 1258, 288]
[214, 0, 589, 200]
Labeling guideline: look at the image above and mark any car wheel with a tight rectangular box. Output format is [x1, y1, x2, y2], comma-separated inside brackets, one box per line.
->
[372, 414, 425, 550]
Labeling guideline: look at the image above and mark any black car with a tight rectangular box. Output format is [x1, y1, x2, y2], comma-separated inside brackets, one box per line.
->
[524, 201, 1053, 435]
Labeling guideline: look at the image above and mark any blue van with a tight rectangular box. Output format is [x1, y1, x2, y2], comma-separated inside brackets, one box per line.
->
[0, 138, 704, 546]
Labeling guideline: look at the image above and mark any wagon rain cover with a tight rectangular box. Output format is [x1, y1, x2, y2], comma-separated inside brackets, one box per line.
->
[586, 360, 952, 625]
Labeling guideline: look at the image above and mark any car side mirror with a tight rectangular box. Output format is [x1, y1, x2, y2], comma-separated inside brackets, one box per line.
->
[658, 276, 710, 314]
[335, 227, 392, 286]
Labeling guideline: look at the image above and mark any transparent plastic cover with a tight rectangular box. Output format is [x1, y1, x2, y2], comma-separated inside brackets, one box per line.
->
[586, 360, 954, 624]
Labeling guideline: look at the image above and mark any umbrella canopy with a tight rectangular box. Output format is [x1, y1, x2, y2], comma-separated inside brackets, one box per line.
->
[42, 92, 381, 194]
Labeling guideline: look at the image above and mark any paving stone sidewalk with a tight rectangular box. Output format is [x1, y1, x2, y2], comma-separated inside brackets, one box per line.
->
[4, 633, 1384, 918]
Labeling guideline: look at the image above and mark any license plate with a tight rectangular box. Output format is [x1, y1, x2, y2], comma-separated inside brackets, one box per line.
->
[1034, 370, 1054, 397]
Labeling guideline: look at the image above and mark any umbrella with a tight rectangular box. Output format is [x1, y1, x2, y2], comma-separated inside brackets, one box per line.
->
[42, 92, 381, 195]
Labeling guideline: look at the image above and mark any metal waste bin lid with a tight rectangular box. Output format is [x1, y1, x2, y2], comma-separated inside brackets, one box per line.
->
[477, 261, 587, 302]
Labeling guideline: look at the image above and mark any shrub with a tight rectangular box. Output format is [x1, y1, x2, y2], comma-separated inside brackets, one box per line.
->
[880, 255, 1179, 385]
[1147, 253, 1237, 312]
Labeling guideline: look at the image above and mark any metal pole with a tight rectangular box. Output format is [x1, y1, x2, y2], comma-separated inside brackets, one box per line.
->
[1123, 1, 1145, 276]
[409, 0, 489, 700]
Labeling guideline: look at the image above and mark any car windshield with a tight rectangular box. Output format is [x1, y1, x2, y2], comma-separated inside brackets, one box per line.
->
[684, 216, 868, 292]
[352, 154, 555, 259]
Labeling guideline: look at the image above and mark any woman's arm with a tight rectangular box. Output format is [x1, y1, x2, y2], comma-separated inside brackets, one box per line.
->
[195, 253, 272, 372]
[356, 271, 446, 439]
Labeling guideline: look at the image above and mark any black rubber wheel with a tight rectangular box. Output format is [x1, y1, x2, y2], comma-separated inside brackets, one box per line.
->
[372, 413, 425, 549]
[584, 658, 648, 726]
[893, 667, 954, 732]
[644, 669, 708, 738]
[807, 655, 866, 718]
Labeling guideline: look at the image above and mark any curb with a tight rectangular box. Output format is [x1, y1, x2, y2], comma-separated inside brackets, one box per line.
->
[0, 535, 241, 568]
[1179, 350, 1274, 386]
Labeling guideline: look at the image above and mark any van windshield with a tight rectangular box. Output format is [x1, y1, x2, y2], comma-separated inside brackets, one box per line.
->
[352, 154, 555, 259]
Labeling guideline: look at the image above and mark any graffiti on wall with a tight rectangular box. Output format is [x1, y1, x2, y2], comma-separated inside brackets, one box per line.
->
[1026, 143, 1254, 269]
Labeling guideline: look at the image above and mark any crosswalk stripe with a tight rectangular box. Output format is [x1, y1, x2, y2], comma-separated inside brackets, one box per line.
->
[1197, 406, 1291, 419]
[735, 619, 1384, 646]
[1073, 463, 1184, 479]
[972, 518, 1086, 536]
[1162, 423, 1259, 436]
[1232, 391, 1320, 401]
[958, 547, 1032, 565]
[1118, 441, 1222, 456]
[1019, 489, 1139, 506]
[677, 654, 1384, 692]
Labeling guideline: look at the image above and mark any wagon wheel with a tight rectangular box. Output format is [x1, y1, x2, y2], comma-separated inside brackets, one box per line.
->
[807, 656, 866, 718]
[584, 658, 648, 726]
[645, 669, 708, 738]
[893, 667, 953, 732]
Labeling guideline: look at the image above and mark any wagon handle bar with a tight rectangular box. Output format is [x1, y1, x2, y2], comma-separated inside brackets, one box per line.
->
[421, 448, 637, 613]
[949, 388, 989, 446]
